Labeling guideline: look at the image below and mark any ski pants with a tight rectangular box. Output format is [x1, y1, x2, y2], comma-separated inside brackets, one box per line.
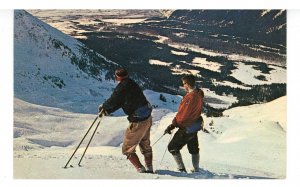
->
[168, 128, 199, 155]
[122, 116, 152, 156]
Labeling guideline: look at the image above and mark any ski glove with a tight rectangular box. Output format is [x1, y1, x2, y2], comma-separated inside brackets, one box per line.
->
[98, 105, 108, 117]
[164, 124, 176, 135]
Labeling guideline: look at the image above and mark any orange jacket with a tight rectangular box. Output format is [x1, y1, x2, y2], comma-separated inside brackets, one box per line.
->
[172, 88, 204, 128]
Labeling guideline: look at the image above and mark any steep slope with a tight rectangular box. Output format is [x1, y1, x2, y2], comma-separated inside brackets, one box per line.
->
[14, 10, 118, 113]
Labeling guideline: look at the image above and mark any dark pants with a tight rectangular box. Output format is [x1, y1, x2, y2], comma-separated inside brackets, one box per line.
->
[168, 128, 199, 155]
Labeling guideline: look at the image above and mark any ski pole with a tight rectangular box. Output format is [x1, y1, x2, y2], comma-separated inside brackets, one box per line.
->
[151, 133, 165, 147]
[152, 126, 174, 147]
[78, 116, 103, 167]
[63, 115, 99, 168]
[157, 130, 174, 170]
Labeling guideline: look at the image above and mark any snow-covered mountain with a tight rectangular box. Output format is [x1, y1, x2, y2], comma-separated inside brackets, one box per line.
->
[13, 96, 286, 179]
[14, 10, 119, 113]
[14, 10, 182, 114]
[26, 10, 287, 112]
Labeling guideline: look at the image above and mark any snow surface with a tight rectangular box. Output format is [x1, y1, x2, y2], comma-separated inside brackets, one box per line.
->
[14, 96, 286, 179]
[202, 88, 238, 109]
[192, 57, 222, 73]
[14, 10, 119, 114]
[101, 18, 147, 25]
[171, 50, 188, 56]
[230, 62, 286, 85]
[164, 40, 287, 85]
[149, 59, 172, 66]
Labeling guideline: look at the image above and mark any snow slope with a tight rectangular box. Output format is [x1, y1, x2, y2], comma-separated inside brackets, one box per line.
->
[14, 10, 118, 114]
[14, 96, 286, 179]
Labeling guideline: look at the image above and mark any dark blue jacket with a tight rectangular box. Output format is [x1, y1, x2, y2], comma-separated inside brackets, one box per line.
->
[102, 78, 152, 122]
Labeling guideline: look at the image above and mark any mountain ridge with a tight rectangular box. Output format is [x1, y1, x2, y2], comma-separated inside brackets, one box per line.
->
[14, 10, 118, 113]
[168, 10, 286, 46]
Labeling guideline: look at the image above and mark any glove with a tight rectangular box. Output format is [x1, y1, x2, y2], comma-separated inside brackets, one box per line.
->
[98, 105, 108, 117]
[164, 124, 175, 135]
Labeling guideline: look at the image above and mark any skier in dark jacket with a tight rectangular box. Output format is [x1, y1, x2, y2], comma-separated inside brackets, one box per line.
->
[98, 67, 153, 173]
[164, 74, 204, 173]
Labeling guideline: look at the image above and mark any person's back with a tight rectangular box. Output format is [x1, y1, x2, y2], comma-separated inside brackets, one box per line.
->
[99, 67, 153, 173]
[103, 77, 151, 122]
[175, 88, 204, 128]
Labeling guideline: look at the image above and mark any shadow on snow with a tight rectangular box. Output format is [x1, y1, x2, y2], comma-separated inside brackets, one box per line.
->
[155, 169, 275, 179]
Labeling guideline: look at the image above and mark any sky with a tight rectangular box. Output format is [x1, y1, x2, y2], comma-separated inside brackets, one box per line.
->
[1, 0, 300, 186]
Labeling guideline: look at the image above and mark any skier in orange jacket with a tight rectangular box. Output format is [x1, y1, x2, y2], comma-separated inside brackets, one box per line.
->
[164, 74, 204, 173]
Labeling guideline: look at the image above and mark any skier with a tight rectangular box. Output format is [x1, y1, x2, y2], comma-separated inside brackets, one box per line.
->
[164, 74, 204, 173]
[98, 67, 153, 173]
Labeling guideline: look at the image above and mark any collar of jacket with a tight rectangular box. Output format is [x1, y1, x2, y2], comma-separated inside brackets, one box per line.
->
[187, 87, 195, 93]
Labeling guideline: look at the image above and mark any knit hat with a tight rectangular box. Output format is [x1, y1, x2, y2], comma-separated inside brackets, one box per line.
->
[115, 67, 128, 79]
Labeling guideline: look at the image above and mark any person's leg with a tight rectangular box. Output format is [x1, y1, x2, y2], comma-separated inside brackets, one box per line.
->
[138, 117, 153, 173]
[122, 118, 152, 173]
[187, 132, 200, 172]
[168, 129, 187, 154]
[167, 129, 189, 172]
[127, 153, 146, 173]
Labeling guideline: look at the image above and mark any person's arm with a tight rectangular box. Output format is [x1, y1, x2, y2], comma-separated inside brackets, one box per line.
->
[173, 89, 204, 127]
[174, 94, 203, 127]
[102, 83, 126, 114]
[172, 95, 192, 126]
